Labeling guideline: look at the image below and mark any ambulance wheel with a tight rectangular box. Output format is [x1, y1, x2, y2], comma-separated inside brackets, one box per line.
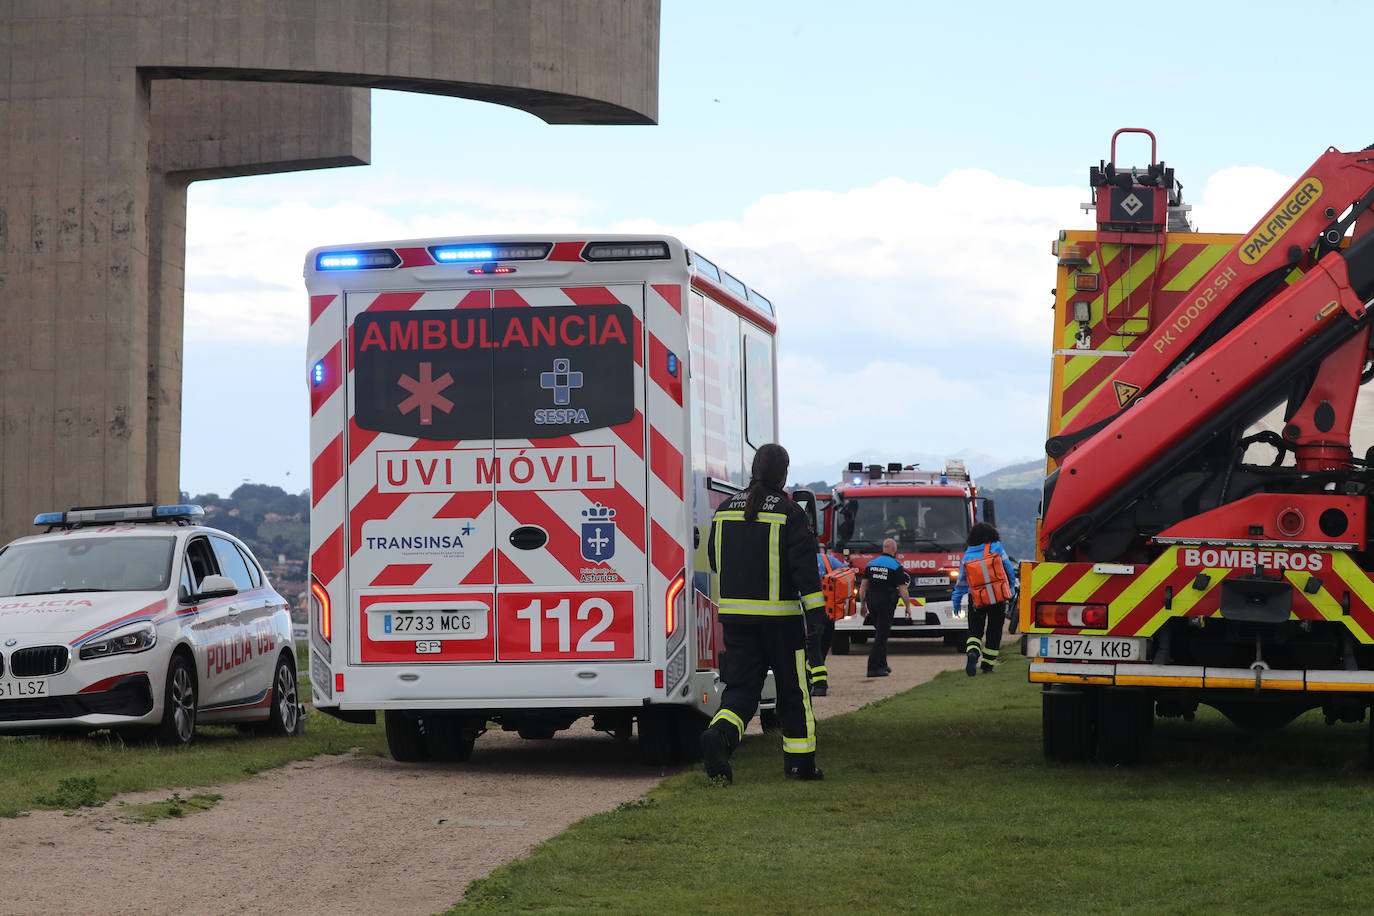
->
[831, 633, 851, 656]
[637, 708, 673, 765]
[384, 711, 429, 762]
[759, 709, 782, 732]
[425, 713, 480, 762]
[671, 707, 709, 763]
[156, 653, 198, 746]
[1042, 686, 1096, 762]
[262, 654, 302, 737]
[1096, 689, 1153, 765]
[943, 633, 965, 649]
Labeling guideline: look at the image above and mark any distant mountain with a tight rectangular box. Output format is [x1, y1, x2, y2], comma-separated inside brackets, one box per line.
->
[978, 459, 1045, 489]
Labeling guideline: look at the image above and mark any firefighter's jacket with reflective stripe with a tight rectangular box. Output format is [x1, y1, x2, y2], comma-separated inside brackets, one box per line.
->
[708, 486, 824, 616]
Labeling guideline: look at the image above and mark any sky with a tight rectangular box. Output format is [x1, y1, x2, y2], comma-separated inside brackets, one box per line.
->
[178, 0, 1374, 496]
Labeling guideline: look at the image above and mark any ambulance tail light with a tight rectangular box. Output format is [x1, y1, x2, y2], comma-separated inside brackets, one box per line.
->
[311, 576, 332, 653]
[665, 571, 686, 638]
[1035, 602, 1108, 629]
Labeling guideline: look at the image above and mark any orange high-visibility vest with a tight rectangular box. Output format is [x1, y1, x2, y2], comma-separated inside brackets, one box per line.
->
[819, 553, 858, 620]
[966, 544, 1012, 607]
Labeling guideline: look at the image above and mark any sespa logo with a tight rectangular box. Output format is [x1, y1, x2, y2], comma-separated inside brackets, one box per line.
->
[1180, 547, 1326, 572]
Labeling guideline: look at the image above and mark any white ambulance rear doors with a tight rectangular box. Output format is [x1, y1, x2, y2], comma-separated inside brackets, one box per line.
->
[343, 284, 652, 677]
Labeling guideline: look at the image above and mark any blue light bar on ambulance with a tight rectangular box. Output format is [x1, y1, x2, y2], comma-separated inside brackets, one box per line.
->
[34, 504, 206, 527]
[582, 241, 670, 261]
[315, 249, 402, 271]
[429, 243, 551, 263]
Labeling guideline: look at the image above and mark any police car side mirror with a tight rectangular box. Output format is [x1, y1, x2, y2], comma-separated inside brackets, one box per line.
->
[197, 574, 239, 600]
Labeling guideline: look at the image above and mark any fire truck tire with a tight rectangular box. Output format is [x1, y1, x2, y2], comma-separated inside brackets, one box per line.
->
[1095, 689, 1153, 766]
[1042, 686, 1096, 762]
[424, 713, 481, 762]
[831, 633, 851, 655]
[384, 711, 430, 762]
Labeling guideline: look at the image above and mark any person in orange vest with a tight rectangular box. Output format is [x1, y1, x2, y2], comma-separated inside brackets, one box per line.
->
[807, 547, 847, 696]
[951, 522, 1017, 676]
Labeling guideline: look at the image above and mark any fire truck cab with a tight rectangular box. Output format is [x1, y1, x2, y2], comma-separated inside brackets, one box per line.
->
[808, 460, 995, 653]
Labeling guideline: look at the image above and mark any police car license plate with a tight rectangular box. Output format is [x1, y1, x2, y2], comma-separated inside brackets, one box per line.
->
[1030, 635, 1145, 661]
[0, 679, 47, 698]
[915, 576, 948, 586]
[368, 610, 488, 642]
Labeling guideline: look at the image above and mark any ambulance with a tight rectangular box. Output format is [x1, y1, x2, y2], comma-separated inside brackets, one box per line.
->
[304, 236, 780, 763]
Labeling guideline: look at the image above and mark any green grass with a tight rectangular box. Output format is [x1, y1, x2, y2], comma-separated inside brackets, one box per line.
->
[454, 648, 1374, 914]
[0, 678, 388, 818]
[116, 790, 223, 824]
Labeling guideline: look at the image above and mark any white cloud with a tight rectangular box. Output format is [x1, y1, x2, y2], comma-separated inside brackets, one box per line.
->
[1188, 165, 1295, 234]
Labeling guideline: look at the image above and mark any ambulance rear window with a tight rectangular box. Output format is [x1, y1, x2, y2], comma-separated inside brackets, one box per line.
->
[353, 303, 637, 440]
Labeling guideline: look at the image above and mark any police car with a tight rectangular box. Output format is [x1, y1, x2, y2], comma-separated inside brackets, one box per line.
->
[0, 504, 302, 744]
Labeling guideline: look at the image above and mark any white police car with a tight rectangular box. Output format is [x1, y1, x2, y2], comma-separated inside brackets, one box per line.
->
[0, 504, 302, 744]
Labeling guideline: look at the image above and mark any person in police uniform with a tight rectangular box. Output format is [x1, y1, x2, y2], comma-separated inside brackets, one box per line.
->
[700, 443, 827, 784]
[859, 537, 912, 678]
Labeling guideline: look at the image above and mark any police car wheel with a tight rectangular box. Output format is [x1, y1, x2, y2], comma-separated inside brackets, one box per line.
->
[156, 653, 198, 746]
[264, 655, 301, 737]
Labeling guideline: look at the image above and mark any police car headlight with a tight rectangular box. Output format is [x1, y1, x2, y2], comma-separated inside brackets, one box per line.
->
[79, 622, 157, 660]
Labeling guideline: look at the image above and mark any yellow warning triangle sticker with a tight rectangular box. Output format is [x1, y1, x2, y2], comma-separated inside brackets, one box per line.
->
[1113, 380, 1141, 407]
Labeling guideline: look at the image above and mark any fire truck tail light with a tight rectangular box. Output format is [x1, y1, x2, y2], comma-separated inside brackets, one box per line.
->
[945, 567, 959, 581]
[311, 576, 332, 644]
[1035, 602, 1108, 629]
[666, 571, 685, 638]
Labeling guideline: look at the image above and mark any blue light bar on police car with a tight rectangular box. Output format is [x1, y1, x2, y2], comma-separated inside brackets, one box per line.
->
[315, 249, 402, 271]
[34, 504, 206, 526]
[429, 243, 551, 263]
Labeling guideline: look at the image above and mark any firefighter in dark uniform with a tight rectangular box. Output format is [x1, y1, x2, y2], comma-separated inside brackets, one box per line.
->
[859, 537, 912, 678]
[700, 443, 827, 784]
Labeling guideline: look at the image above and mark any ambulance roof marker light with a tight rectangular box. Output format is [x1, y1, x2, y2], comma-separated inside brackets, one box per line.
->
[430, 243, 552, 263]
[315, 249, 401, 271]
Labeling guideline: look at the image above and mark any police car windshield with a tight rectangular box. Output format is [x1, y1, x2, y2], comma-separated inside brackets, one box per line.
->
[0, 536, 176, 596]
[835, 495, 968, 552]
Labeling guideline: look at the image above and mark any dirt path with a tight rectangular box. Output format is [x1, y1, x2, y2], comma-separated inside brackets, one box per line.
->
[1, 639, 970, 915]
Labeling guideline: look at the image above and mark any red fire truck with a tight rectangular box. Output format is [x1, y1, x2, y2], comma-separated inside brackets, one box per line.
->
[303, 235, 781, 764]
[1024, 129, 1374, 764]
[807, 460, 996, 654]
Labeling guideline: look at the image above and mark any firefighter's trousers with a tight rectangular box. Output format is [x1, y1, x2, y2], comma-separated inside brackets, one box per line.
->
[709, 614, 817, 766]
[966, 600, 1006, 666]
